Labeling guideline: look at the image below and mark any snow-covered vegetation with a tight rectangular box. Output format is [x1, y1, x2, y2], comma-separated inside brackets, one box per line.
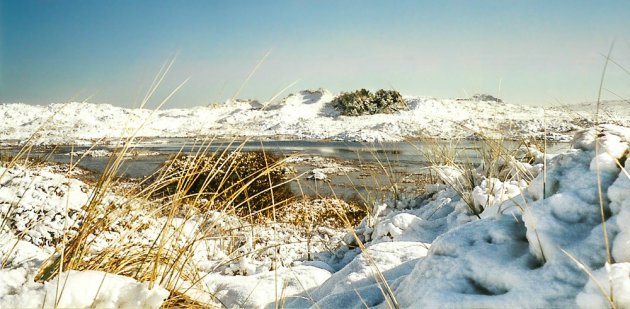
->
[329, 89, 408, 116]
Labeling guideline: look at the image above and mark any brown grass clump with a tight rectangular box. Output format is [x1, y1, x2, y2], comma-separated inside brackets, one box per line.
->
[149, 150, 294, 220]
[162, 291, 219, 309]
[276, 197, 368, 228]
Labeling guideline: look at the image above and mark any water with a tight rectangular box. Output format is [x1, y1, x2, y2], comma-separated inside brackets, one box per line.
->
[1, 139, 571, 199]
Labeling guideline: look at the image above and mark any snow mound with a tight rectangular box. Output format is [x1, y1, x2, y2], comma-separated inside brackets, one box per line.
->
[191, 265, 331, 308]
[271, 88, 335, 118]
[0, 270, 169, 308]
[283, 242, 429, 308]
[0, 165, 98, 246]
[577, 262, 630, 308]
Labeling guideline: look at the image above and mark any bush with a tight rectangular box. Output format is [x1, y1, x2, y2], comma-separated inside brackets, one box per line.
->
[330, 89, 407, 116]
[471, 94, 503, 103]
[153, 150, 293, 218]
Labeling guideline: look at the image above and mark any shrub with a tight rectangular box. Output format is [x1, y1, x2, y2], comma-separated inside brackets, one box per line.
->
[153, 150, 293, 218]
[471, 94, 503, 103]
[330, 89, 407, 116]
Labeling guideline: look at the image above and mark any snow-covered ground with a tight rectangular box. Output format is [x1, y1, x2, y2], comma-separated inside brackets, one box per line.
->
[2, 90, 628, 145]
[1, 124, 629, 308]
[2, 89, 630, 308]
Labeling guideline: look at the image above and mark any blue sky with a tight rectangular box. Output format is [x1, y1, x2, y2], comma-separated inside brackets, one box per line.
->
[1, 0, 629, 108]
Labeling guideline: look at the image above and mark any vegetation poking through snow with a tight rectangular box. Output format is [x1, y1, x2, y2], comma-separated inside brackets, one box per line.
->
[471, 94, 503, 103]
[151, 150, 294, 218]
[329, 89, 408, 116]
[421, 138, 537, 218]
[277, 197, 368, 228]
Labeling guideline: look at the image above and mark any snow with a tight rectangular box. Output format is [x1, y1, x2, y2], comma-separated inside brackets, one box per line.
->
[473, 178, 527, 213]
[192, 265, 332, 308]
[0, 229, 168, 308]
[0, 163, 169, 308]
[264, 125, 630, 308]
[385, 126, 630, 308]
[0, 164, 95, 246]
[0, 161, 344, 308]
[577, 262, 630, 309]
[2, 121, 630, 307]
[3, 90, 629, 145]
[64, 149, 160, 157]
[283, 241, 428, 308]
[0, 270, 168, 308]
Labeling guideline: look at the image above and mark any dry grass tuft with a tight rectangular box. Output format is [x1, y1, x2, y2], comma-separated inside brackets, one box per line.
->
[418, 136, 538, 218]
[162, 290, 220, 309]
[148, 149, 294, 220]
[276, 197, 367, 228]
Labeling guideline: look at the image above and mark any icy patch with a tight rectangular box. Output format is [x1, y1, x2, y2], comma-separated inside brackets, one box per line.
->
[66, 149, 112, 157]
[334, 129, 401, 143]
[307, 169, 328, 180]
[64, 149, 161, 157]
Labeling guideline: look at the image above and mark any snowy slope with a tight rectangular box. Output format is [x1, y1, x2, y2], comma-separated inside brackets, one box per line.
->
[276, 125, 630, 308]
[2, 90, 628, 145]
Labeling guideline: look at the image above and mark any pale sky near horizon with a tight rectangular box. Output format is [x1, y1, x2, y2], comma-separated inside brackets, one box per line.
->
[1, 0, 629, 108]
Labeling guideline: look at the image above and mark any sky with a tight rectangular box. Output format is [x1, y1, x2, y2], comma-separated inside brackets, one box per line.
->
[1, 0, 630, 108]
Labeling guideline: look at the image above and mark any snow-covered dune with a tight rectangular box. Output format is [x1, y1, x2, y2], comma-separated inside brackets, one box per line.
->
[2, 90, 627, 145]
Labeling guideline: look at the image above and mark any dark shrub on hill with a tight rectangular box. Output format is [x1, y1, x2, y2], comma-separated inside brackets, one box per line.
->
[330, 89, 407, 116]
[471, 94, 503, 103]
[153, 150, 293, 218]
